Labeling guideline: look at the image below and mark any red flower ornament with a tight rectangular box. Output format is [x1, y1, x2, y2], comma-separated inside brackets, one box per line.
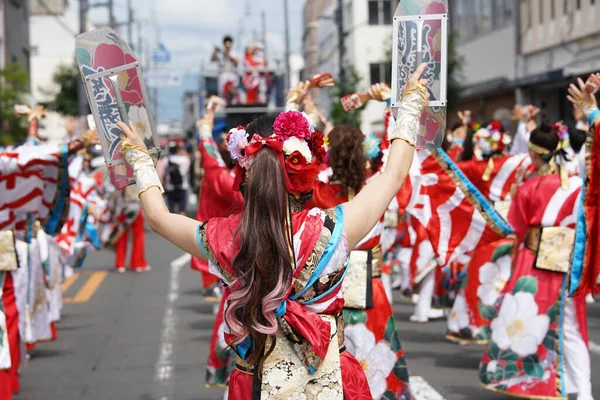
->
[92, 43, 143, 107]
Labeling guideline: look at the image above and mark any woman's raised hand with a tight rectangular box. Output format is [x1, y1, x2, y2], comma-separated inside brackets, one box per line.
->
[117, 121, 147, 152]
[402, 62, 429, 100]
[568, 76, 598, 110]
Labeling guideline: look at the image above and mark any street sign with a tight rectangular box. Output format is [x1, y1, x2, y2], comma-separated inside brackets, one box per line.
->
[152, 43, 171, 64]
[146, 71, 183, 88]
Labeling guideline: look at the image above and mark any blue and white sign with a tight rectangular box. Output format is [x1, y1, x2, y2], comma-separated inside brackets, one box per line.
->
[152, 43, 171, 64]
[146, 71, 183, 88]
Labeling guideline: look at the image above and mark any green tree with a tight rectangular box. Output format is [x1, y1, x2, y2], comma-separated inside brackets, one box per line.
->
[329, 68, 364, 126]
[41, 62, 86, 116]
[0, 62, 29, 145]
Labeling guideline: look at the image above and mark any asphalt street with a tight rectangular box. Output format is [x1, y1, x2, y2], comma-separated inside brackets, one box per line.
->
[15, 231, 600, 400]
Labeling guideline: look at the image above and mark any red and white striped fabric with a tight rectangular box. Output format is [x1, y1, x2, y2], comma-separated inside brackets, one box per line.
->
[55, 156, 106, 257]
[405, 149, 512, 267]
[458, 154, 532, 202]
[0, 145, 64, 231]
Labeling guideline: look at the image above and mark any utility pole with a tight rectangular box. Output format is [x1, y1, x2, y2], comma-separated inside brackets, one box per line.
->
[127, 0, 134, 48]
[137, 21, 143, 64]
[108, 0, 115, 29]
[337, 0, 346, 91]
[283, 0, 291, 89]
[261, 10, 267, 60]
[77, 0, 89, 117]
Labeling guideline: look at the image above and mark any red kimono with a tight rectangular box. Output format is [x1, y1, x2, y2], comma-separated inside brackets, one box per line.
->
[480, 174, 588, 399]
[197, 207, 371, 399]
[309, 179, 411, 400]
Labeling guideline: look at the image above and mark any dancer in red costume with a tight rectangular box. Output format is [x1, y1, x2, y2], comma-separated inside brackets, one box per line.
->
[192, 97, 244, 302]
[446, 120, 533, 344]
[479, 113, 592, 398]
[308, 123, 411, 400]
[117, 64, 429, 399]
[189, 98, 244, 391]
[0, 114, 96, 398]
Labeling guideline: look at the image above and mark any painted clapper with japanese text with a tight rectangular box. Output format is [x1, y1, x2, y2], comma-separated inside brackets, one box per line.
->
[391, 0, 448, 149]
[75, 27, 161, 190]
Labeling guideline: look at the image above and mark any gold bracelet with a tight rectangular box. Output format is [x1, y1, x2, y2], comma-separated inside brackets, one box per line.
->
[121, 139, 149, 155]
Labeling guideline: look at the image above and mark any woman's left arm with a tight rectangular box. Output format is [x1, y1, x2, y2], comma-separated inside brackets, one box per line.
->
[117, 121, 208, 261]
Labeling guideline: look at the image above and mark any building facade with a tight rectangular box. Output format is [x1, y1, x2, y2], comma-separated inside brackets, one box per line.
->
[302, 0, 333, 81]
[1, 0, 31, 81]
[304, 0, 399, 134]
[451, 0, 600, 129]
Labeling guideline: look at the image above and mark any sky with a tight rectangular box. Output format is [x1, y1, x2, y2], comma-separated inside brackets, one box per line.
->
[70, 0, 306, 74]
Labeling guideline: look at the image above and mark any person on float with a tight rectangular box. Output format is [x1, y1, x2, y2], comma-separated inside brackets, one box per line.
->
[479, 114, 591, 399]
[116, 64, 429, 399]
[211, 35, 239, 105]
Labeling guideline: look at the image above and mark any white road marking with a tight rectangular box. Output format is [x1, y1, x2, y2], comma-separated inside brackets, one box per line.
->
[153, 254, 188, 400]
[170, 253, 191, 269]
[410, 376, 446, 400]
[589, 341, 600, 355]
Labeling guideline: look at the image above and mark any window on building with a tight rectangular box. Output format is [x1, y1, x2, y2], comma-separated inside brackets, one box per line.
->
[370, 62, 392, 85]
[539, 0, 544, 23]
[551, 0, 556, 19]
[577, 0, 581, 8]
[368, 1, 379, 24]
[527, 0, 533, 28]
[564, 0, 569, 13]
[383, 0, 392, 24]
[368, 0, 393, 25]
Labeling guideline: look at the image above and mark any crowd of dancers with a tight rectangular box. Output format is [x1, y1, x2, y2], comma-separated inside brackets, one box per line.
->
[0, 105, 154, 398]
[1, 63, 600, 400]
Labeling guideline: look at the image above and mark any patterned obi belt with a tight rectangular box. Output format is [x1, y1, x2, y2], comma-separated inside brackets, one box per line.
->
[525, 226, 575, 274]
[342, 244, 383, 310]
[234, 312, 347, 399]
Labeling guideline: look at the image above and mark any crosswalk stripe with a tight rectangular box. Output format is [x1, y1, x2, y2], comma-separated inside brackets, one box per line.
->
[410, 376, 446, 400]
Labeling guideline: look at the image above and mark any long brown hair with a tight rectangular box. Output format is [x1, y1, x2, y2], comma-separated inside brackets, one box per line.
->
[328, 124, 366, 194]
[224, 115, 293, 365]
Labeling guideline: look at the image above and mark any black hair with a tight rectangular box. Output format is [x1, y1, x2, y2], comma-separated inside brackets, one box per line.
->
[530, 123, 559, 162]
[569, 128, 586, 153]
[223, 35, 233, 44]
[462, 124, 475, 161]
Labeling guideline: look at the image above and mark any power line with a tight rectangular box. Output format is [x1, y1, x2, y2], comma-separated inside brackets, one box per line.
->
[34, 0, 78, 37]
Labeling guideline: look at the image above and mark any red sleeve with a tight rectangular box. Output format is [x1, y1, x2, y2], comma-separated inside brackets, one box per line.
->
[507, 182, 531, 244]
[196, 138, 244, 220]
[447, 144, 464, 162]
[306, 182, 346, 210]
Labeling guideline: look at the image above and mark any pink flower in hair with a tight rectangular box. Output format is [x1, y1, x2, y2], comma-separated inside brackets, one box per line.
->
[273, 110, 312, 141]
[553, 122, 569, 140]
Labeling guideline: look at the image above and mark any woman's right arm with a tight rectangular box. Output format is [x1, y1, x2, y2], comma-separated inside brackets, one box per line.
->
[343, 63, 428, 249]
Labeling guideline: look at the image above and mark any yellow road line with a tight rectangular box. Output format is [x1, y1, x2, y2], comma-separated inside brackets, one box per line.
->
[64, 271, 108, 304]
[61, 273, 80, 294]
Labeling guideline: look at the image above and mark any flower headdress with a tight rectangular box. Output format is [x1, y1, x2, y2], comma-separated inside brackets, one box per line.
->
[473, 120, 511, 156]
[363, 132, 381, 160]
[226, 110, 326, 194]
